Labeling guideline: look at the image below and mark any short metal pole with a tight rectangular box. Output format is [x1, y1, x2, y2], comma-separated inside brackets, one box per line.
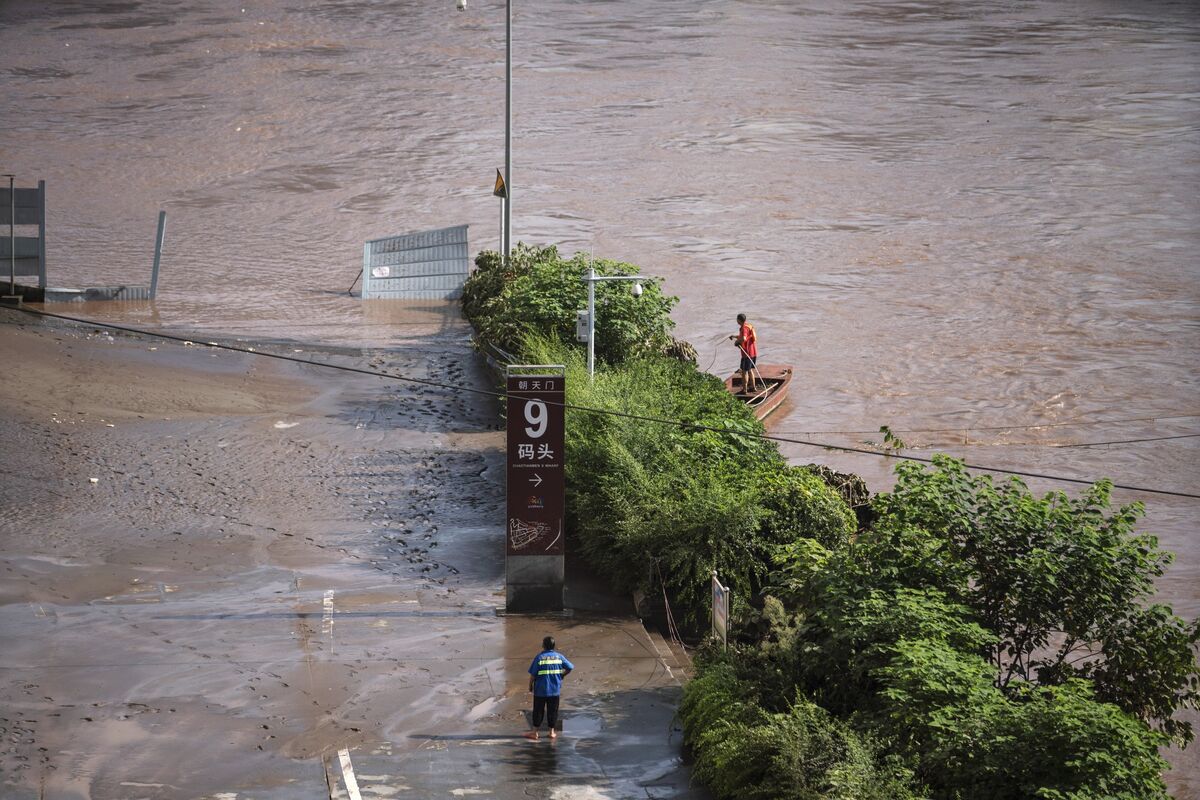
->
[587, 266, 596, 380]
[150, 210, 166, 300]
[6, 175, 14, 296]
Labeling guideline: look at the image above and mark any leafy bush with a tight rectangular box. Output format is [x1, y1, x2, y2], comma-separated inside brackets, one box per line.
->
[462, 244, 677, 364]
[761, 456, 1196, 798]
[520, 337, 853, 627]
[870, 456, 1200, 745]
[756, 467, 857, 551]
[877, 641, 1171, 800]
[681, 654, 920, 800]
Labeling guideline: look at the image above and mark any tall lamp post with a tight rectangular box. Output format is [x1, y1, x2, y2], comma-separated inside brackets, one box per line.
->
[503, 0, 511, 262]
[456, 0, 511, 263]
[581, 266, 647, 380]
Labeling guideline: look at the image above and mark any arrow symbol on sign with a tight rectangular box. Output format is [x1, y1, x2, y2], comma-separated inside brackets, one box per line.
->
[529, 474, 543, 487]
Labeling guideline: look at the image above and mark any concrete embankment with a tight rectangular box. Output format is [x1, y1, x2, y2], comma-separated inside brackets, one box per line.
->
[0, 312, 701, 799]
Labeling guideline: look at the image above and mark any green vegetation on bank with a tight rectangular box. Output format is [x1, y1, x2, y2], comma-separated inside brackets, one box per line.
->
[463, 244, 677, 364]
[466, 244, 853, 625]
[462, 245, 1200, 799]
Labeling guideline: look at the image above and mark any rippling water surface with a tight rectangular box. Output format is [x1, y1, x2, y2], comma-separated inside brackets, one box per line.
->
[3, 0, 1199, 788]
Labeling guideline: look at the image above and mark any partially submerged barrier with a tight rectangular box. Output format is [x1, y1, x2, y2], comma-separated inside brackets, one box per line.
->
[0, 179, 165, 303]
[361, 224, 469, 300]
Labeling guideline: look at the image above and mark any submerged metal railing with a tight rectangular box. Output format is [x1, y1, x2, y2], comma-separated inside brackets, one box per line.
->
[361, 224, 469, 300]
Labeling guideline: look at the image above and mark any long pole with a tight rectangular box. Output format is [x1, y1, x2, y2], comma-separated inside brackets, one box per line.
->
[150, 210, 166, 300]
[582, 270, 649, 382]
[587, 266, 596, 380]
[504, 0, 511, 264]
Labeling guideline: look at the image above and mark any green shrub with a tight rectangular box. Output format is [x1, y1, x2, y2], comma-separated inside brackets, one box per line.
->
[756, 465, 857, 551]
[682, 655, 920, 800]
[877, 641, 1170, 799]
[764, 456, 1195, 798]
[871, 456, 1200, 745]
[463, 244, 677, 364]
[519, 337, 852, 627]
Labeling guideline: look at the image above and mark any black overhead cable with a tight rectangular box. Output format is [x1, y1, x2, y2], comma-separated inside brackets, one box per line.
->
[1053, 432, 1200, 449]
[6, 305, 1198, 500]
[772, 413, 1200, 436]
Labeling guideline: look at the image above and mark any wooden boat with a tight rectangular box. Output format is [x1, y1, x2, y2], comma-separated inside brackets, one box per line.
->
[725, 364, 793, 422]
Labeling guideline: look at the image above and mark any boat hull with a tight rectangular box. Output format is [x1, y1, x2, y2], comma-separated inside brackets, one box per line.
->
[725, 364, 793, 422]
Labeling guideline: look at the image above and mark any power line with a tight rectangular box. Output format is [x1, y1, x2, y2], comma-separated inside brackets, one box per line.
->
[563, 406, 1200, 499]
[892, 432, 1200, 450]
[6, 305, 1198, 500]
[6, 305, 507, 398]
[1054, 432, 1200, 449]
[772, 413, 1200, 436]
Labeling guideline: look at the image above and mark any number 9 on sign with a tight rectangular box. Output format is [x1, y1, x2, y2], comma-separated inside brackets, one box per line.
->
[524, 399, 548, 439]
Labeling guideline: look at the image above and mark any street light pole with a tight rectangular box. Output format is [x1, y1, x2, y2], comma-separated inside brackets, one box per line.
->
[587, 266, 596, 377]
[581, 267, 648, 381]
[453, 0, 511, 262]
[504, 0, 511, 263]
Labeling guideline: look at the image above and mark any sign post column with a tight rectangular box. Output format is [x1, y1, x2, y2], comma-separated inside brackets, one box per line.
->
[505, 367, 566, 611]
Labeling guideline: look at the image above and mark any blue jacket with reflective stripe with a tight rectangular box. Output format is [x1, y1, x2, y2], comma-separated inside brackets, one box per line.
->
[528, 650, 574, 697]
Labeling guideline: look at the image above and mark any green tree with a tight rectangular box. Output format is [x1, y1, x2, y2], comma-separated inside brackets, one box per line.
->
[871, 456, 1200, 745]
[755, 456, 1196, 798]
[462, 244, 677, 364]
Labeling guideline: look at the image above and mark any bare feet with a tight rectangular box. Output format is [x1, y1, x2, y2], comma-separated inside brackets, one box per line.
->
[549, 729, 558, 739]
[523, 731, 539, 740]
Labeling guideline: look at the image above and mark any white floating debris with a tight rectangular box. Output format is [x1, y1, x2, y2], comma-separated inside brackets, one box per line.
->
[89, 477, 99, 484]
[183, 341, 195, 347]
[273, 421, 299, 429]
[106, 424, 115, 428]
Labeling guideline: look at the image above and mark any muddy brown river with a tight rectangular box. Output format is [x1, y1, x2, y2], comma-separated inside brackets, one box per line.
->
[2, 0, 1198, 792]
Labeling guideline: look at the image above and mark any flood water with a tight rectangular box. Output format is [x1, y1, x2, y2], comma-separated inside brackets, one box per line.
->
[2, 0, 1199, 789]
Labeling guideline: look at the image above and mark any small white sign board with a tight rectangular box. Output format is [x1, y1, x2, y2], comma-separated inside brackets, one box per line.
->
[712, 572, 730, 647]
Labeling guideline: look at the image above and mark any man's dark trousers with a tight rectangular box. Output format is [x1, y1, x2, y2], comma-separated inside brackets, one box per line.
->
[532, 695, 559, 730]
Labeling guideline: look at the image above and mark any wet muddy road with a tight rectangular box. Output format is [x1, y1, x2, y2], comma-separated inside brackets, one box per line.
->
[0, 314, 696, 799]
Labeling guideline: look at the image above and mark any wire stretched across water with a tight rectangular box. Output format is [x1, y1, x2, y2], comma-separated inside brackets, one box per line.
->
[5, 305, 1197, 500]
[771, 413, 1200, 437]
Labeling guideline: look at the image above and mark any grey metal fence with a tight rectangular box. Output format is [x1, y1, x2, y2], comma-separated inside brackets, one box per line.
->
[361, 224, 469, 300]
[0, 181, 47, 289]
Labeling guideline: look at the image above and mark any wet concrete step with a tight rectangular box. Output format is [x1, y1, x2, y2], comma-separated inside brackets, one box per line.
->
[659, 631, 694, 681]
[643, 625, 693, 683]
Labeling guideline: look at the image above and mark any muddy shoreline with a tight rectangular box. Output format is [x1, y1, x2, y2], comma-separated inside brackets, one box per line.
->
[0, 312, 697, 799]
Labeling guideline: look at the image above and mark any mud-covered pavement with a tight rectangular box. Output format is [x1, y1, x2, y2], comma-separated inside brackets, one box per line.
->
[0, 310, 698, 799]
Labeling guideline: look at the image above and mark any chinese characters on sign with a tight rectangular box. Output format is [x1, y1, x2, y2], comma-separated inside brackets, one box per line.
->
[506, 375, 565, 556]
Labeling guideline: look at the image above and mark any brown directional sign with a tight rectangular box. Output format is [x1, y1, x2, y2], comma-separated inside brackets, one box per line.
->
[506, 374, 565, 556]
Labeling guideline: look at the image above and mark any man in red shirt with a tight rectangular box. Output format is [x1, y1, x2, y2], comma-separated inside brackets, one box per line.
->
[730, 313, 759, 394]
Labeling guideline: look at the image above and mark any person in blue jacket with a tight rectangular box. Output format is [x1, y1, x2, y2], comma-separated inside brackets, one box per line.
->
[525, 636, 574, 740]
